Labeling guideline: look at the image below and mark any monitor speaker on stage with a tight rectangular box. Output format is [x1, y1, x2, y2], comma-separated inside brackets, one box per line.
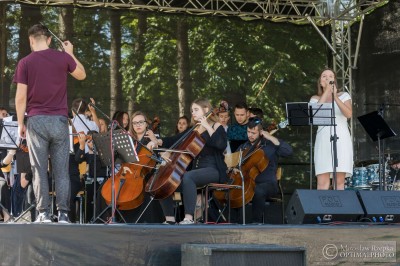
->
[181, 244, 306, 266]
[357, 190, 400, 223]
[285, 189, 365, 224]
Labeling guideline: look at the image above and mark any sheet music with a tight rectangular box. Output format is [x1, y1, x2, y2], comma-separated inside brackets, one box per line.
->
[309, 103, 333, 126]
[0, 120, 20, 149]
[285, 102, 310, 126]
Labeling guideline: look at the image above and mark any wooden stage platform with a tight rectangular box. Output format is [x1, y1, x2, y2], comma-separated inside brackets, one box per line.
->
[0, 222, 398, 265]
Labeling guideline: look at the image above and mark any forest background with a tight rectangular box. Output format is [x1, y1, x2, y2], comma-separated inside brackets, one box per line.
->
[1, 1, 399, 194]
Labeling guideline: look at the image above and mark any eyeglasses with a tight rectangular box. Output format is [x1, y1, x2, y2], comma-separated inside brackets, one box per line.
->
[132, 120, 146, 126]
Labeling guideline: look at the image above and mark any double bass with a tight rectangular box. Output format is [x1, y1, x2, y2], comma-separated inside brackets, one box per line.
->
[213, 140, 269, 208]
[145, 110, 215, 199]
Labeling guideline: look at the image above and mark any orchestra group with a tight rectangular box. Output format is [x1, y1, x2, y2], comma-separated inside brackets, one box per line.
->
[0, 24, 356, 224]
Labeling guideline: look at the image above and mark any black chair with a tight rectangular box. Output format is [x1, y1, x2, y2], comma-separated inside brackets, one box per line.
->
[263, 167, 285, 224]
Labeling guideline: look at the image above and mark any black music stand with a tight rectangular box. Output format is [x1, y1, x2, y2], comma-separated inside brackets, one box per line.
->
[92, 130, 135, 166]
[0, 119, 19, 149]
[285, 102, 310, 126]
[286, 102, 314, 188]
[286, 102, 335, 189]
[92, 130, 138, 223]
[358, 111, 397, 190]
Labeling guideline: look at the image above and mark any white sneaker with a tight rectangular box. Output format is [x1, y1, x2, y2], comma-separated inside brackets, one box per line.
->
[179, 218, 194, 225]
[35, 211, 52, 223]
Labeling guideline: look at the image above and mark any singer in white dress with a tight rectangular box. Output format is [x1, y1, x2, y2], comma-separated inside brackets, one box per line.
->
[309, 69, 353, 190]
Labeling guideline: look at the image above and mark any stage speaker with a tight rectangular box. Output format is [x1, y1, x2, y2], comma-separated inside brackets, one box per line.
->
[285, 189, 364, 224]
[357, 190, 400, 223]
[181, 244, 306, 266]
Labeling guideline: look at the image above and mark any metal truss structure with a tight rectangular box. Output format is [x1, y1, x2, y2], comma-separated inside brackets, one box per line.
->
[1, 0, 385, 99]
[1, 0, 386, 25]
[4, 0, 388, 94]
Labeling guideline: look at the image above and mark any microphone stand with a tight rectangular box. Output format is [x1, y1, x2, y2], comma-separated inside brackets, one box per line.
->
[378, 104, 386, 191]
[330, 82, 339, 190]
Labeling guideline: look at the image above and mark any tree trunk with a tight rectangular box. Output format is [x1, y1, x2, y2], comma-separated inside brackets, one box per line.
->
[8, 5, 42, 110]
[128, 12, 147, 114]
[59, 7, 74, 41]
[18, 6, 42, 61]
[176, 18, 192, 117]
[109, 10, 122, 117]
[59, 7, 74, 97]
[0, 3, 9, 108]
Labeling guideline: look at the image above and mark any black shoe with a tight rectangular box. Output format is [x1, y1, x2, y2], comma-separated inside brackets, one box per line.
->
[35, 211, 52, 223]
[58, 211, 70, 224]
[162, 221, 176, 225]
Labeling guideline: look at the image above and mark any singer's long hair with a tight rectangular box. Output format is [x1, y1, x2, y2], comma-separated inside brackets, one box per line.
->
[316, 68, 340, 96]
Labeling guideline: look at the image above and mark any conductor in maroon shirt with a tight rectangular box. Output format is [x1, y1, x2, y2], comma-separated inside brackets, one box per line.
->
[13, 24, 86, 223]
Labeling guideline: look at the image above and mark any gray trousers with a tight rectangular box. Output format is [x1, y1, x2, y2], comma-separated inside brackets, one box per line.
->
[26, 115, 70, 212]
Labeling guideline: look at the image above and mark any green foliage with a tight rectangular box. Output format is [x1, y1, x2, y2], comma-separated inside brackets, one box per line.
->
[3, 5, 327, 190]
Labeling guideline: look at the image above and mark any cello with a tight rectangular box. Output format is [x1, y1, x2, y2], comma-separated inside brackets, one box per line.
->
[145, 110, 215, 199]
[213, 140, 269, 208]
[101, 146, 156, 210]
[101, 119, 160, 210]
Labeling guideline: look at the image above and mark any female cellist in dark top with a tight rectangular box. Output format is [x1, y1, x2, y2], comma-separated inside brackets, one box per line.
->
[101, 111, 157, 209]
[147, 99, 227, 224]
[130, 111, 157, 150]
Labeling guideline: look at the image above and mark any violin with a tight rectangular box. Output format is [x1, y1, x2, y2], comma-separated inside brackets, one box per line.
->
[19, 139, 29, 153]
[72, 132, 92, 145]
[264, 119, 289, 135]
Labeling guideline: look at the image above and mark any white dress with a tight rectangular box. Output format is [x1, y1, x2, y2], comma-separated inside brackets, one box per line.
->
[310, 92, 353, 176]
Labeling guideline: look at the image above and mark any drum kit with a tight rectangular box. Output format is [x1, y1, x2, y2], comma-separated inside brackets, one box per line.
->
[348, 152, 400, 191]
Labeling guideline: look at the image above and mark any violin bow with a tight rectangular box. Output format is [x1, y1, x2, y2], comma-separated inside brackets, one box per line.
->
[39, 22, 65, 51]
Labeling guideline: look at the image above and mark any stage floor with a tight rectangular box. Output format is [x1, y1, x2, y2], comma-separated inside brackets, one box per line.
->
[0, 222, 398, 266]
